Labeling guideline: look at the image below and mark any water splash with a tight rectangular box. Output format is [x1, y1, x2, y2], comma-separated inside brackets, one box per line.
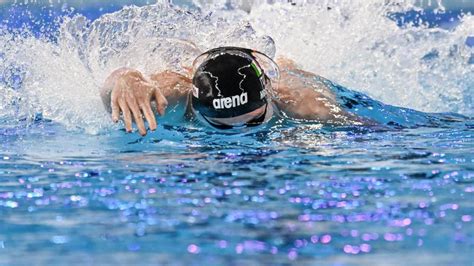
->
[0, 28, 111, 133]
[0, 3, 275, 133]
[0, 1, 472, 134]
[246, 1, 473, 115]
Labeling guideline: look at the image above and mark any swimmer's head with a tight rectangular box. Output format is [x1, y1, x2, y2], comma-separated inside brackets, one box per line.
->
[191, 47, 278, 129]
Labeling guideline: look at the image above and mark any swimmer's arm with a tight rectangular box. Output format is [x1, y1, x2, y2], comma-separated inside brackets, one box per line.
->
[100, 68, 169, 136]
[272, 58, 361, 124]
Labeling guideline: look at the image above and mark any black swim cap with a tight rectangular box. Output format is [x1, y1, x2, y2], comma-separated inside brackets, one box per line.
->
[191, 47, 268, 119]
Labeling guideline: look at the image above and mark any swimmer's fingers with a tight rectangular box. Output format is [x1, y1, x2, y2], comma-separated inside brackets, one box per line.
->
[110, 88, 121, 123]
[141, 102, 157, 131]
[153, 89, 168, 116]
[118, 99, 133, 133]
[111, 99, 120, 123]
[126, 97, 147, 136]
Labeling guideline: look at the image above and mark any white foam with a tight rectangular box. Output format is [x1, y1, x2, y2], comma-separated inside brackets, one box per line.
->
[0, 4, 275, 133]
[246, 0, 473, 115]
[0, 30, 111, 133]
[0, 1, 472, 134]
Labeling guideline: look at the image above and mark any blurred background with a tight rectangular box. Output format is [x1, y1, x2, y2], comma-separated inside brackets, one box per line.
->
[1, 0, 474, 36]
[1, 0, 474, 9]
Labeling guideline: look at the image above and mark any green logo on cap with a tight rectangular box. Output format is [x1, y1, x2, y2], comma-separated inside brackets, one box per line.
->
[251, 62, 262, 77]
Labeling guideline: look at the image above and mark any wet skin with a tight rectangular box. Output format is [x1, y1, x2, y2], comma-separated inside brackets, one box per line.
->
[101, 57, 360, 136]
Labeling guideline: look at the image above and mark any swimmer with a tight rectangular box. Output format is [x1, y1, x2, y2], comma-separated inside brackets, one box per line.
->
[101, 46, 361, 135]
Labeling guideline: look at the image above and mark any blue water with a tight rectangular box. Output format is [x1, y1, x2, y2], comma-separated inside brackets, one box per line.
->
[1, 1, 474, 265]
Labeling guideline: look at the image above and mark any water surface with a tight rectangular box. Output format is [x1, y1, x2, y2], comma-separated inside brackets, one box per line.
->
[0, 1, 473, 265]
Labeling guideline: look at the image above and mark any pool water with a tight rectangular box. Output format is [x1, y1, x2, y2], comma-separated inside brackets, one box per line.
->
[1, 115, 473, 265]
[1, 1, 473, 265]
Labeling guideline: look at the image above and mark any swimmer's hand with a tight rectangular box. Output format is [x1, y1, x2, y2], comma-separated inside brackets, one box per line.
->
[101, 68, 168, 136]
